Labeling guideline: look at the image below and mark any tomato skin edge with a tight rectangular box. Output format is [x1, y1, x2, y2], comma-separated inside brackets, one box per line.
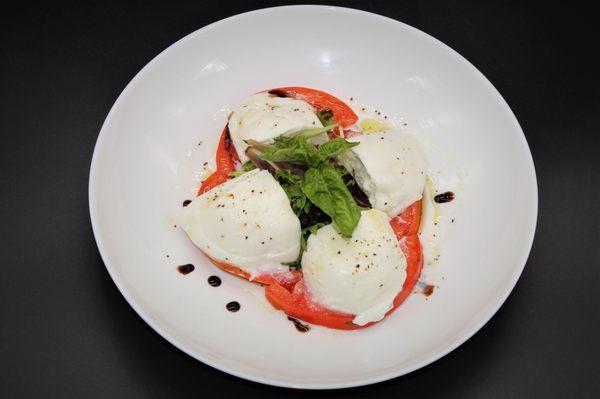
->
[270, 86, 358, 128]
[197, 126, 238, 196]
[206, 255, 302, 290]
[390, 200, 422, 238]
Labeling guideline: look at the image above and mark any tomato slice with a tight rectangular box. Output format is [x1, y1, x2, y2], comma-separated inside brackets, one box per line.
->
[390, 200, 422, 238]
[265, 200, 424, 330]
[197, 126, 239, 195]
[342, 129, 363, 139]
[207, 256, 302, 290]
[270, 86, 358, 129]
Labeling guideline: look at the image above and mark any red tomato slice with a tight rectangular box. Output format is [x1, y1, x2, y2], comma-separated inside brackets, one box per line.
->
[390, 200, 422, 238]
[265, 200, 424, 330]
[207, 256, 302, 291]
[270, 86, 358, 128]
[197, 126, 238, 195]
[342, 129, 363, 139]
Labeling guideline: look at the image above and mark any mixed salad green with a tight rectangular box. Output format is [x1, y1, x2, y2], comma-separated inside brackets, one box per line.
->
[237, 114, 369, 266]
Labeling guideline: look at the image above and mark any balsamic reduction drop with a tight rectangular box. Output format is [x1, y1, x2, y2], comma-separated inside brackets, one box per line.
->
[434, 191, 455, 204]
[177, 264, 195, 275]
[208, 275, 221, 287]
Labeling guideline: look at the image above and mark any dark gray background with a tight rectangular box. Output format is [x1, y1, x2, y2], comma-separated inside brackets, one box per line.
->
[2, 1, 598, 397]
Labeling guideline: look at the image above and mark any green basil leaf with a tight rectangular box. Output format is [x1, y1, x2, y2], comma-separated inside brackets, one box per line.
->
[275, 169, 309, 216]
[275, 169, 302, 185]
[292, 124, 337, 139]
[305, 223, 325, 236]
[261, 136, 323, 166]
[301, 166, 361, 237]
[318, 137, 359, 159]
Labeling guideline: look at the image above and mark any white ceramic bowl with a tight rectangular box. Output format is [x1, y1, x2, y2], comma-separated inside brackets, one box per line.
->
[89, 6, 537, 389]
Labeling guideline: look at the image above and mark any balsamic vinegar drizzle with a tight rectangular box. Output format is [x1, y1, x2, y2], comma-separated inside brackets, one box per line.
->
[208, 275, 221, 287]
[434, 191, 455, 204]
[177, 264, 195, 275]
[182, 199, 192, 207]
[226, 301, 240, 312]
[287, 317, 310, 333]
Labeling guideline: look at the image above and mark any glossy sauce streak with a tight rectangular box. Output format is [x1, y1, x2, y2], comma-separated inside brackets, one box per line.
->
[208, 275, 221, 287]
[226, 301, 240, 312]
[434, 191, 455, 203]
[177, 264, 195, 275]
[182, 199, 192, 207]
[287, 316, 310, 333]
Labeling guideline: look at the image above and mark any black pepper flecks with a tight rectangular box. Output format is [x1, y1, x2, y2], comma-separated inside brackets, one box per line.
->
[177, 264, 195, 275]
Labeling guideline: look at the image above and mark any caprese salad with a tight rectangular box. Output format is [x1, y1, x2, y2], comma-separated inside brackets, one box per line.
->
[181, 87, 427, 330]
